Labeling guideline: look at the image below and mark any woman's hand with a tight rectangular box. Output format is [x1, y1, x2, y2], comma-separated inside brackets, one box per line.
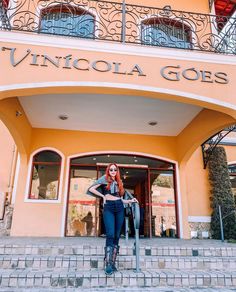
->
[122, 197, 138, 204]
[130, 198, 138, 204]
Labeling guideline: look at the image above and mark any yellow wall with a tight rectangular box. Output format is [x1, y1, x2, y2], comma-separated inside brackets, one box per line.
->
[225, 145, 236, 163]
[177, 109, 236, 163]
[185, 144, 236, 219]
[0, 120, 16, 194]
[186, 148, 211, 217]
[126, 0, 209, 13]
[30, 128, 177, 159]
[0, 98, 32, 155]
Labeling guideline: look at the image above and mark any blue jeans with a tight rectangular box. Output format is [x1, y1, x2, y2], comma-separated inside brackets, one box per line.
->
[103, 199, 124, 247]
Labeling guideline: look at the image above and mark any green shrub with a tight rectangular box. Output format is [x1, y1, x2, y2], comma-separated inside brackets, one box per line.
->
[208, 147, 236, 239]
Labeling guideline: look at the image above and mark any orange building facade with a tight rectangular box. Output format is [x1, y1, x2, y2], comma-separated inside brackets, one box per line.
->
[0, 0, 235, 239]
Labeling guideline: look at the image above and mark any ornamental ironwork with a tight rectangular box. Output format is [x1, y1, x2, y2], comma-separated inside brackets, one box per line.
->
[201, 125, 236, 169]
[0, 1, 11, 29]
[0, 0, 236, 55]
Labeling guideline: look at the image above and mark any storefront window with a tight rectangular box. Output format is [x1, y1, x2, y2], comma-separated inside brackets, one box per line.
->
[141, 18, 192, 49]
[40, 5, 95, 39]
[150, 170, 177, 237]
[66, 167, 97, 236]
[29, 150, 61, 200]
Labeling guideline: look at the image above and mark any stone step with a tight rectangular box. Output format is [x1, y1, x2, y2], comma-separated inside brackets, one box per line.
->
[1, 244, 236, 257]
[0, 269, 235, 288]
[1, 289, 236, 292]
[0, 255, 236, 271]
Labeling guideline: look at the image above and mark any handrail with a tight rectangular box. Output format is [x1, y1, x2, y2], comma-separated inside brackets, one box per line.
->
[218, 205, 236, 242]
[131, 201, 140, 272]
[124, 190, 141, 272]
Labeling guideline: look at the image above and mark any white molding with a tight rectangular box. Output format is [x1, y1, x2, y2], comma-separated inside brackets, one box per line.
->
[175, 165, 183, 238]
[24, 198, 62, 204]
[1, 30, 236, 65]
[60, 154, 70, 237]
[11, 153, 20, 204]
[188, 216, 211, 223]
[1, 81, 236, 111]
[24, 147, 65, 204]
[60, 150, 183, 238]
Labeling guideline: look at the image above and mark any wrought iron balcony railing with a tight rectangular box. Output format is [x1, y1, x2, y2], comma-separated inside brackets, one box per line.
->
[1, 0, 236, 55]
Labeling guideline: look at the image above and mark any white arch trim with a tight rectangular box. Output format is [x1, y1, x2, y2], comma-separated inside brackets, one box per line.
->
[24, 147, 65, 204]
[61, 150, 184, 239]
[228, 161, 236, 165]
[11, 153, 20, 204]
[1, 81, 236, 111]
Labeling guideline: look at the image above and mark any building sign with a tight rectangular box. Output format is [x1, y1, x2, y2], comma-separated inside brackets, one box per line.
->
[1, 46, 229, 84]
[1, 47, 146, 77]
[160, 65, 229, 84]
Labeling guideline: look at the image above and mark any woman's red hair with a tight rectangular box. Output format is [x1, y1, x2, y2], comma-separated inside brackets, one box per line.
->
[105, 163, 124, 196]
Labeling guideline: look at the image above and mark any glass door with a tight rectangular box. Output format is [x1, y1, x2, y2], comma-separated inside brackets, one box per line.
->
[149, 169, 177, 237]
[65, 166, 99, 236]
[65, 155, 178, 238]
[97, 165, 148, 237]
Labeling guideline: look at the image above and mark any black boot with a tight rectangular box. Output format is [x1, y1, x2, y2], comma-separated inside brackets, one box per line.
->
[111, 245, 119, 272]
[104, 246, 113, 275]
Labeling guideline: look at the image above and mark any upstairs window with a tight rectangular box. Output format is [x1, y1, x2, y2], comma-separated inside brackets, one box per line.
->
[40, 5, 95, 39]
[141, 17, 192, 49]
[29, 150, 62, 200]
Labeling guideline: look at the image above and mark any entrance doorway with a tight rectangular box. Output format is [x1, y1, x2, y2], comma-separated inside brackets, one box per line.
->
[65, 153, 178, 238]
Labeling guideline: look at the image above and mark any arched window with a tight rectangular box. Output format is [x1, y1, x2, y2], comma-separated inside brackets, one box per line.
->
[29, 150, 62, 200]
[141, 17, 192, 49]
[40, 5, 95, 39]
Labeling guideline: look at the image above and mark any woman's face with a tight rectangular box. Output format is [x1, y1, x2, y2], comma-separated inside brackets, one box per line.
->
[108, 164, 118, 179]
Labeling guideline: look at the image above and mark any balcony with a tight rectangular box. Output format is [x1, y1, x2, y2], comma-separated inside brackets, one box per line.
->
[0, 0, 236, 55]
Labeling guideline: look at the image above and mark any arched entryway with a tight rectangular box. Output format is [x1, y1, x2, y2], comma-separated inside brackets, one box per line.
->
[65, 152, 180, 238]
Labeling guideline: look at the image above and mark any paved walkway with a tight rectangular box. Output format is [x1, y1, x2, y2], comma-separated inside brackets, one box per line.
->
[0, 236, 235, 247]
[0, 288, 235, 291]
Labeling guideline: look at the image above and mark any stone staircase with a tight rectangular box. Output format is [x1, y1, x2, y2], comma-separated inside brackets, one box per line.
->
[0, 237, 235, 290]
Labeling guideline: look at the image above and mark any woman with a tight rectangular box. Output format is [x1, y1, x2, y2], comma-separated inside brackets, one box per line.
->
[88, 163, 138, 275]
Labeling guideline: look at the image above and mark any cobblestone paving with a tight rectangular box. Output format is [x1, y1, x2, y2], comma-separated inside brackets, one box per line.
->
[0, 288, 235, 291]
[0, 237, 235, 290]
